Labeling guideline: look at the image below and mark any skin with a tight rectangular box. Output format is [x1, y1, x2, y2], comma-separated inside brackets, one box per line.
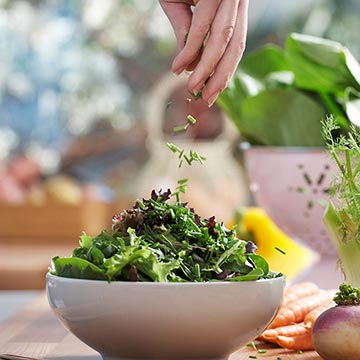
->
[312, 305, 360, 360]
[159, 0, 249, 107]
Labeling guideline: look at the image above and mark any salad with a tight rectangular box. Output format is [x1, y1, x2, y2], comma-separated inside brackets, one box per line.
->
[50, 187, 280, 282]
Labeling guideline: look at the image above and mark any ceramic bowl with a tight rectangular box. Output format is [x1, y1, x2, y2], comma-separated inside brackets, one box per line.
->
[242, 145, 338, 257]
[46, 273, 285, 360]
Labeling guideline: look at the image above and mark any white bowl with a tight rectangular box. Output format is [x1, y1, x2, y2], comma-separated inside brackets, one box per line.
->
[243, 145, 338, 257]
[46, 273, 285, 360]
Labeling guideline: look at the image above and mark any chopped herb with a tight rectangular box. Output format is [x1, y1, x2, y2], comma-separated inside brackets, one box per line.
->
[173, 123, 189, 133]
[187, 114, 197, 124]
[171, 178, 189, 203]
[277, 357, 282, 360]
[275, 247, 286, 255]
[249, 356, 257, 359]
[297, 350, 303, 354]
[173, 114, 197, 133]
[257, 349, 267, 354]
[166, 142, 207, 168]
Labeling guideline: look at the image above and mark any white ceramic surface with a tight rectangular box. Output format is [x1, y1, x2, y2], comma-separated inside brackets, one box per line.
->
[46, 273, 285, 360]
[243, 146, 338, 257]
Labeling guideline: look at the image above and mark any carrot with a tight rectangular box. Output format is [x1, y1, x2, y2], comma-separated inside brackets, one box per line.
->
[282, 282, 320, 306]
[303, 300, 336, 329]
[276, 333, 314, 350]
[260, 322, 310, 342]
[268, 289, 337, 329]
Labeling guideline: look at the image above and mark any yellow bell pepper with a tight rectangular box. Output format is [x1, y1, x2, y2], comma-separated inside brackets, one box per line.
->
[230, 207, 318, 281]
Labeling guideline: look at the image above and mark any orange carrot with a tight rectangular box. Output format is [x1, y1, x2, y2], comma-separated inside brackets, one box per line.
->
[260, 322, 310, 342]
[276, 333, 314, 350]
[268, 289, 336, 329]
[304, 300, 336, 329]
[282, 282, 320, 306]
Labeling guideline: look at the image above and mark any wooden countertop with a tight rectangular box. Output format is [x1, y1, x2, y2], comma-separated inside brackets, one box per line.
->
[0, 293, 323, 360]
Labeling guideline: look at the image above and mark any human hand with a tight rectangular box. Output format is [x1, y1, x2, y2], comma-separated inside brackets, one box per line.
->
[159, 0, 249, 107]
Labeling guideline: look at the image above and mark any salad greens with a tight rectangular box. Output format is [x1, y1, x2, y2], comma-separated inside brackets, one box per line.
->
[217, 33, 360, 146]
[51, 188, 278, 282]
[322, 116, 360, 287]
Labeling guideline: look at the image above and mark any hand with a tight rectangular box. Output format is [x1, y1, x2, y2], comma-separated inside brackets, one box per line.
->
[159, 0, 249, 107]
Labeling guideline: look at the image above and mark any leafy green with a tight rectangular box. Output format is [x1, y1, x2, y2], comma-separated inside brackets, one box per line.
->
[285, 33, 360, 95]
[218, 33, 360, 146]
[233, 88, 326, 146]
[50, 189, 280, 282]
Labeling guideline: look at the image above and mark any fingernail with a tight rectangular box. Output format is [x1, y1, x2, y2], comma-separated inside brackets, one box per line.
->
[173, 66, 186, 75]
[207, 92, 220, 107]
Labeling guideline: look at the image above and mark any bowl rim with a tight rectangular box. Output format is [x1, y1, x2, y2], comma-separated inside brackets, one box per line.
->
[46, 271, 285, 286]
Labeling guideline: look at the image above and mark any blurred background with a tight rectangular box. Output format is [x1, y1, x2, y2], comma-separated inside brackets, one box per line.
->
[0, 0, 359, 289]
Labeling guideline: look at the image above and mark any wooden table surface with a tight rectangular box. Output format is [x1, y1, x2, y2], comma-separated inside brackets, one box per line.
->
[0, 292, 324, 360]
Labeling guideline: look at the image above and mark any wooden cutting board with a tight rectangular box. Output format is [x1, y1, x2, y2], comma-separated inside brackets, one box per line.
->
[0, 293, 323, 360]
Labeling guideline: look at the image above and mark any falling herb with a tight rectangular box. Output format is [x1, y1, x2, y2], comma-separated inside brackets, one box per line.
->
[171, 178, 189, 203]
[166, 142, 206, 168]
[173, 123, 189, 133]
[187, 114, 197, 124]
[172, 113, 197, 133]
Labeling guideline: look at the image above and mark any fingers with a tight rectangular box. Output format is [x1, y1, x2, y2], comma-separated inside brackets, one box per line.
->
[160, 0, 249, 107]
[187, 0, 240, 96]
[171, 0, 222, 74]
[159, 0, 193, 53]
[199, 0, 249, 106]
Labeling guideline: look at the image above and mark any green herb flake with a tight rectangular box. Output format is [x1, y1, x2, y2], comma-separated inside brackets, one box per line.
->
[275, 247, 286, 255]
[173, 123, 189, 133]
[297, 350, 303, 354]
[187, 114, 197, 124]
[257, 349, 267, 354]
[249, 356, 257, 359]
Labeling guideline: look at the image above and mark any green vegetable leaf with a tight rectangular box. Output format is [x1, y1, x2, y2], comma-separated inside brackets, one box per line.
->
[285, 33, 360, 96]
[239, 44, 290, 81]
[344, 87, 360, 126]
[237, 88, 326, 146]
[135, 253, 180, 282]
[51, 256, 107, 280]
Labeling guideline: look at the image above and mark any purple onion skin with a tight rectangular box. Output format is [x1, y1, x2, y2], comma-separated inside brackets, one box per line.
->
[312, 305, 360, 360]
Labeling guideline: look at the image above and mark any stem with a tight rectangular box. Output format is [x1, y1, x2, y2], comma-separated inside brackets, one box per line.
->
[324, 202, 360, 287]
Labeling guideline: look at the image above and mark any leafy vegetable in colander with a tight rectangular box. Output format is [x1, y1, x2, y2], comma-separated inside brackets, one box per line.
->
[217, 33, 360, 146]
[51, 188, 278, 282]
